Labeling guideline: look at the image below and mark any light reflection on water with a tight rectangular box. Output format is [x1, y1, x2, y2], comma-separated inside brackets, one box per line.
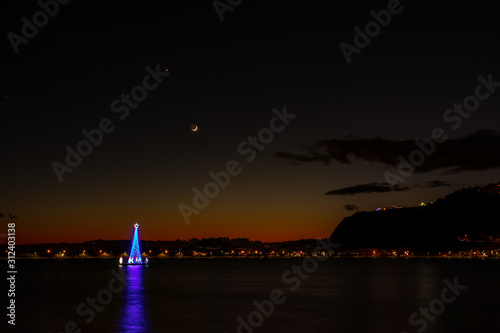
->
[13, 258, 500, 332]
[120, 265, 149, 333]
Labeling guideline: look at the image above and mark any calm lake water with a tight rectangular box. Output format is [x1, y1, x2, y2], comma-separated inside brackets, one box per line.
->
[12, 258, 500, 332]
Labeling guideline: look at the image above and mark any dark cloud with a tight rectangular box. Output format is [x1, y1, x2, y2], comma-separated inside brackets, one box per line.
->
[276, 130, 500, 174]
[275, 151, 330, 165]
[342, 204, 359, 211]
[420, 180, 454, 188]
[326, 183, 410, 196]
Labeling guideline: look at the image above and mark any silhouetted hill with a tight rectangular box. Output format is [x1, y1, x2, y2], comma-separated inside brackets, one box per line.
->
[329, 182, 500, 251]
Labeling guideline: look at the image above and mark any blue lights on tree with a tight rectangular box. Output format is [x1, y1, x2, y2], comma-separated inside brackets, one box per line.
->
[128, 223, 143, 264]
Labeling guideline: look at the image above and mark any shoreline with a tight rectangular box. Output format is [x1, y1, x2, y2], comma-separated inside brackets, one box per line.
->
[2, 255, 499, 260]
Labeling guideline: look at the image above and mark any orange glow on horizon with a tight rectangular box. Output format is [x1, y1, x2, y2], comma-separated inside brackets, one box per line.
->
[15, 209, 338, 245]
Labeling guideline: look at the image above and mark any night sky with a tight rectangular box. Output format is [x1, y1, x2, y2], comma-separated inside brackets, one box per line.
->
[1, 0, 499, 244]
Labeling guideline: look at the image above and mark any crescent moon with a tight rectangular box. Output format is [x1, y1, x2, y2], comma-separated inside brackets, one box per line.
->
[191, 124, 198, 132]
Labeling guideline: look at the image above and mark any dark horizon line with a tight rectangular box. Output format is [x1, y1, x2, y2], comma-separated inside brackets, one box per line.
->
[11, 237, 323, 247]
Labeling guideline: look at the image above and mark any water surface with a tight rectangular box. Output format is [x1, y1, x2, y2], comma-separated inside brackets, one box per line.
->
[14, 258, 500, 332]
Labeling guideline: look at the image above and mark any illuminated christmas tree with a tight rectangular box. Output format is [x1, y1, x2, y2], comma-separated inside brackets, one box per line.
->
[128, 223, 143, 264]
